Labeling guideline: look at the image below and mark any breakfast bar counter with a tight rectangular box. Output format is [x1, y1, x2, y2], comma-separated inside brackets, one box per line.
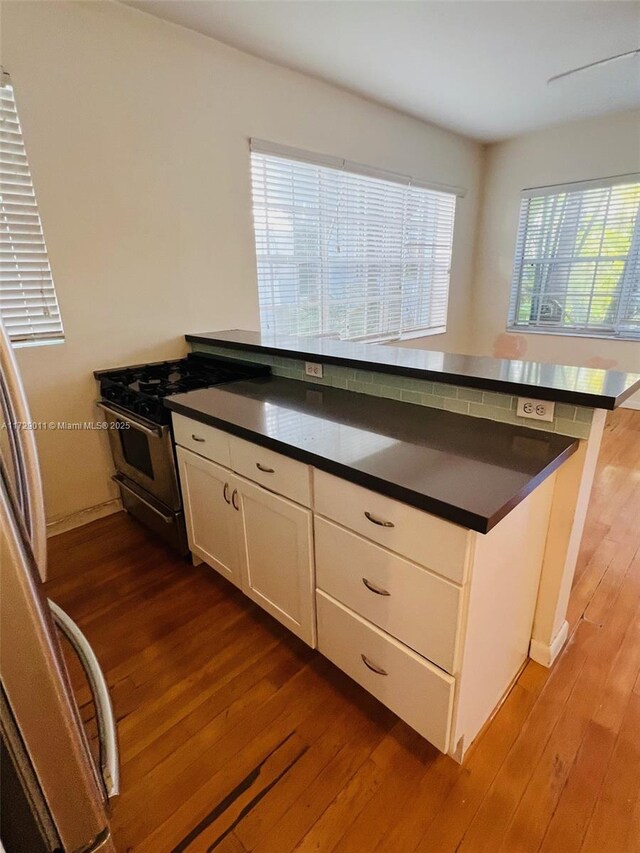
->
[186, 329, 640, 409]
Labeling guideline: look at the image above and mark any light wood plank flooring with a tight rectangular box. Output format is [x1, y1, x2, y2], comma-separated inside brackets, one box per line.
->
[45, 409, 640, 852]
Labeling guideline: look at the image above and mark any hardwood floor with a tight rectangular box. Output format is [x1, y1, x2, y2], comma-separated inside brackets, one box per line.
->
[45, 409, 640, 853]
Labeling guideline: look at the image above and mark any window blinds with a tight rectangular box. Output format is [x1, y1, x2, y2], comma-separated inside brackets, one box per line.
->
[508, 175, 640, 339]
[0, 73, 64, 344]
[250, 144, 457, 342]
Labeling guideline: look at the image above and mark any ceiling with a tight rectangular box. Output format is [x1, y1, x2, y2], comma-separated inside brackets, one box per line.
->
[123, 1, 640, 142]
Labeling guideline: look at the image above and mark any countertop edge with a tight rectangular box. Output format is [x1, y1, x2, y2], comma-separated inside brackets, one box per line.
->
[613, 382, 640, 407]
[165, 397, 579, 534]
[185, 333, 629, 410]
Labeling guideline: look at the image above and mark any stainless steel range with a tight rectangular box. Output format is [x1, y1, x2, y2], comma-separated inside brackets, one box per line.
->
[94, 352, 270, 553]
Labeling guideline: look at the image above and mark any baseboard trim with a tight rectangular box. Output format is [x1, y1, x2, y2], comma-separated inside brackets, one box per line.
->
[529, 620, 569, 668]
[47, 499, 122, 538]
[621, 399, 640, 411]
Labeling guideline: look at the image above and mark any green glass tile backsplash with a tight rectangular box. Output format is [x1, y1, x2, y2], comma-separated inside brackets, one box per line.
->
[194, 343, 594, 440]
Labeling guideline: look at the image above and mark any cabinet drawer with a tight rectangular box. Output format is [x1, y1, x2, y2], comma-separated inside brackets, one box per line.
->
[314, 471, 470, 584]
[315, 518, 461, 673]
[172, 414, 231, 467]
[317, 591, 454, 752]
[229, 436, 312, 507]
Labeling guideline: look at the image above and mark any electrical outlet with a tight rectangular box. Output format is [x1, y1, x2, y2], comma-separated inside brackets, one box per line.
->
[517, 397, 555, 422]
[305, 362, 324, 378]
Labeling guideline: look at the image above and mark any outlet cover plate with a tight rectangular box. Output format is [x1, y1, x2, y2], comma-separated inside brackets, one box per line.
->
[517, 397, 555, 422]
[305, 362, 324, 379]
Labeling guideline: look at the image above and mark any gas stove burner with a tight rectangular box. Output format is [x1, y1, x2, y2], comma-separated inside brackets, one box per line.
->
[96, 353, 271, 425]
[138, 380, 163, 393]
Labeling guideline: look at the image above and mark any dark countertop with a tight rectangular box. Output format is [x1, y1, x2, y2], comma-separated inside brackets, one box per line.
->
[165, 375, 578, 533]
[186, 329, 640, 410]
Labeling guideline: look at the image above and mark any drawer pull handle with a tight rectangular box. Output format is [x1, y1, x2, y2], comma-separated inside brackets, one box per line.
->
[231, 489, 240, 511]
[191, 434, 205, 443]
[223, 482, 231, 505]
[361, 654, 388, 676]
[362, 578, 391, 596]
[364, 511, 394, 528]
[256, 463, 275, 473]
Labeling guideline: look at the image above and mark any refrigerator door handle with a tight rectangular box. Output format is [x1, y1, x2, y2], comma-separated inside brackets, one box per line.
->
[48, 600, 120, 800]
[0, 377, 27, 516]
[0, 319, 47, 580]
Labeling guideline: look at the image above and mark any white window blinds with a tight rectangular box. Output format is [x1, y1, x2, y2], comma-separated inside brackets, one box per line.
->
[508, 175, 640, 339]
[250, 142, 458, 342]
[0, 71, 64, 344]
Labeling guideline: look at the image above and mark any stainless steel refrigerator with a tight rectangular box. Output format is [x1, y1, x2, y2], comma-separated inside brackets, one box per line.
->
[0, 318, 119, 852]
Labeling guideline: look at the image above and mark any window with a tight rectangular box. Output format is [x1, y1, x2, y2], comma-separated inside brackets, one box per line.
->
[250, 141, 459, 342]
[508, 176, 640, 340]
[0, 70, 64, 345]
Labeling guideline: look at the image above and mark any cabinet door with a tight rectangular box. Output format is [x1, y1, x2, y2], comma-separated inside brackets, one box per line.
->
[176, 447, 242, 588]
[236, 477, 315, 647]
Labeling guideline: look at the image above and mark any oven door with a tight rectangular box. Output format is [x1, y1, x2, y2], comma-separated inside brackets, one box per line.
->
[97, 402, 181, 511]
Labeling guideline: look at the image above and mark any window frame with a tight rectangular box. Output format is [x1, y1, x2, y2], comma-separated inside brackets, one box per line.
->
[0, 69, 64, 347]
[249, 139, 463, 344]
[506, 174, 640, 342]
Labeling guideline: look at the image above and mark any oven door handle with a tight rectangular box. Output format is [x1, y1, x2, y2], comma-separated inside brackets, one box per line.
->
[48, 599, 120, 800]
[96, 402, 162, 437]
[112, 475, 174, 523]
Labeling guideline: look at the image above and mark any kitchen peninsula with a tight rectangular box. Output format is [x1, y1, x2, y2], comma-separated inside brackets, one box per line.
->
[166, 330, 640, 760]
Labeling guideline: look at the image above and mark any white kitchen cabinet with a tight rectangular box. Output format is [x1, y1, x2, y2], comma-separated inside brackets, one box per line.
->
[229, 435, 312, 507]
[316, 591, 454, 753]
[172, 413, 231, 466]
[314, 470, 471, 584]
[237, 478, 315, 646]
[176, 447, 243, 588]
[315, 517, 461, 673]
[176, 443, 315, 647]
[173, 412, 560, 762]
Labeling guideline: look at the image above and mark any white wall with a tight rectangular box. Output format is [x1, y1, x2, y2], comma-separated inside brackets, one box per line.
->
[472, 110, 640, 403]
[1, 0, 483, 523]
